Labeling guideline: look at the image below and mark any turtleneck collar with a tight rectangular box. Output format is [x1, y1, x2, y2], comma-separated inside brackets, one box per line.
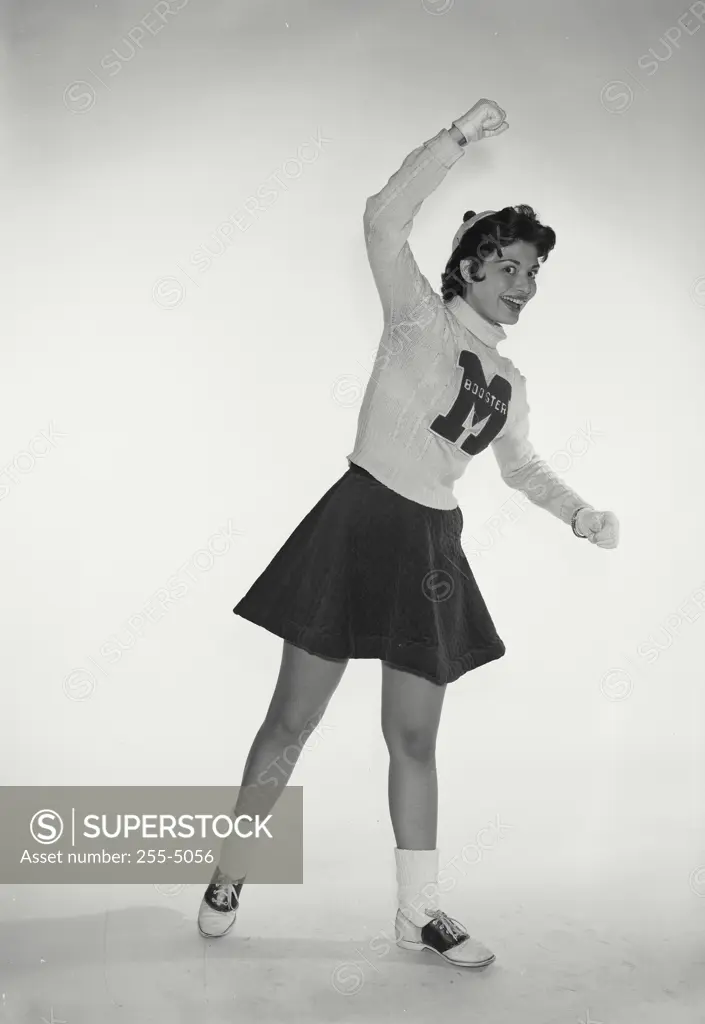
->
[446, 294, 506, 349]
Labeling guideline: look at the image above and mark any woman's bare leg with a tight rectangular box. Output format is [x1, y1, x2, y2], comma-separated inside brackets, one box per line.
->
[217, 640, 348, 880]
[381, 663, 447, 850]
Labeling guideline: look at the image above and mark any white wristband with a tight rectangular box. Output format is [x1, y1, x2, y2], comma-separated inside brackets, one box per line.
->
[452, 119, 482, 144]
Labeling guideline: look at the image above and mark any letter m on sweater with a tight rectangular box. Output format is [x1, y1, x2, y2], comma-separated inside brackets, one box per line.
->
[429, 351, 512, 456]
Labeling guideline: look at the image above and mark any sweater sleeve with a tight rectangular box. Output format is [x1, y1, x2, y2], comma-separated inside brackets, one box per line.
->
[363, 128, 465, 331]
[491, 372, 593, 525]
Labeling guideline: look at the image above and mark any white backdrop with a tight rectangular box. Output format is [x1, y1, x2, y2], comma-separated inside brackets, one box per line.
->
[3, 1, 705, 1021]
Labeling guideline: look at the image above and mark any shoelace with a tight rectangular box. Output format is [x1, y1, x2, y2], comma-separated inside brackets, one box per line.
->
[425, 908, 467, 943]
[211, 882, 234, 910]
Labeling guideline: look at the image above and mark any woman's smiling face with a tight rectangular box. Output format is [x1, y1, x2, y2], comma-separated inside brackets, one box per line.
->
[461, 240, 540, 325]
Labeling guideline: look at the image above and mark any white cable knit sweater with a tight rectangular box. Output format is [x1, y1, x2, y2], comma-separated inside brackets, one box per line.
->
[347, 126, 592, 523]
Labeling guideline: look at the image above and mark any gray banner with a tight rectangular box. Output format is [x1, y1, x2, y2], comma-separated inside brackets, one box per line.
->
[0, 787, 303, 883]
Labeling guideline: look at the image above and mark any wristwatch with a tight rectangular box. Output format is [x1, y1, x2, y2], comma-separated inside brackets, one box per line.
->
[449, 123, 468, 146]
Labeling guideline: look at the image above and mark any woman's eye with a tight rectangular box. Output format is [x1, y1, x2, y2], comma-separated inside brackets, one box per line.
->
[504, 266, 515, 274]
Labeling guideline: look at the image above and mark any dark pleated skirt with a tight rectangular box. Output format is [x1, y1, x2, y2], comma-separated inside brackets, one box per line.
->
[233, 461, 506, 685]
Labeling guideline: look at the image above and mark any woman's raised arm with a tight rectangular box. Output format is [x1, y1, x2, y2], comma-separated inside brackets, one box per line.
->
[362, 100, 508, 332]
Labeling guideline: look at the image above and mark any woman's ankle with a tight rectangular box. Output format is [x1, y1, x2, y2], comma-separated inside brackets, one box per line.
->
[211, 865, 245, 886]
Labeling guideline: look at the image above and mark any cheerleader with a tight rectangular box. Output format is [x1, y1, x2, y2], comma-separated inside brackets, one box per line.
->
[197, 99, 619, 967]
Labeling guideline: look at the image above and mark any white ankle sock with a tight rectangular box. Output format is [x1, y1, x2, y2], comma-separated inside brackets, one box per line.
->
[395, 847, 440, 927]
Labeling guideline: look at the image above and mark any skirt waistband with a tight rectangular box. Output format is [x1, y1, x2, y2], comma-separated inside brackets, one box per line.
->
[347, 459, 461, 519]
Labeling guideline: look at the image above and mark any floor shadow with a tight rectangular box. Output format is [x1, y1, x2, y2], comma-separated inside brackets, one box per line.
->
[2, 904, 473, 973]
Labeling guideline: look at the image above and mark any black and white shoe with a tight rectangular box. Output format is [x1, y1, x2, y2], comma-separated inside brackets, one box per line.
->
[395, 907, 495, 967]
[197, 878, 243, 937]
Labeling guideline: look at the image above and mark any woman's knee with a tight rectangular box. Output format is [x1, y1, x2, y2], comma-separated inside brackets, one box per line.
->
[263, 641, 345, 740]
[263, 703, 324, 749]
[381, 665, 445, 763]
[384, 724, 437, 763]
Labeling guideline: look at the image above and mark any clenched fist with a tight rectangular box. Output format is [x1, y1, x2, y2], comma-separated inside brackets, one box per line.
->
[575, 509, 620, 549]
[453, 99, 509, 144]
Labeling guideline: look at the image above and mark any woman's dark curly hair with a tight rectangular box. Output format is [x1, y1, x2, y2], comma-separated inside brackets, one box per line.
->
[441, 205, 556, 303]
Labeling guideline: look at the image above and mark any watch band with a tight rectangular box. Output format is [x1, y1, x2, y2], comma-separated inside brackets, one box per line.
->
[571, 506, 589, 538]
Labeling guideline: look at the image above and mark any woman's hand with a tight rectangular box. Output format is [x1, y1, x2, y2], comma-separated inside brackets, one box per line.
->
[453, 99, 508, 144]
[575, 509, 620, 549]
